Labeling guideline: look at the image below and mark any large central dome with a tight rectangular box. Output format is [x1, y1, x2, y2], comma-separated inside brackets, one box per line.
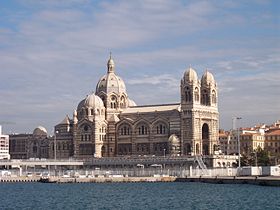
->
[95, 55, 127, 95]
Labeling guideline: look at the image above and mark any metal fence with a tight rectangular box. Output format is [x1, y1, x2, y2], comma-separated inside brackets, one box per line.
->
[0, 167, 238, 178]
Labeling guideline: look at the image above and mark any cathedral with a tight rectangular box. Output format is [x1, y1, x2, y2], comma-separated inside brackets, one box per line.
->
[52, 55, 219, 159]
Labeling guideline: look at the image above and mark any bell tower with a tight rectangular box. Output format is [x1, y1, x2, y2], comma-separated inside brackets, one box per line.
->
[180, 67, 219, 156]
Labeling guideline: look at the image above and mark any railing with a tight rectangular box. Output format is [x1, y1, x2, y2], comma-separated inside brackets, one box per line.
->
[195, 156, 209, 175]
[0, 167, 238, 178]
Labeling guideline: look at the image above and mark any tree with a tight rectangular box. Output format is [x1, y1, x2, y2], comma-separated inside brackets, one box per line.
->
[255, 147, 270, 166]
[240, 147, 270, 166]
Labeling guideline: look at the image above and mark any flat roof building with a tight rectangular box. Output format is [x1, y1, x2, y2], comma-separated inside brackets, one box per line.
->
[0, 125, 10, 159]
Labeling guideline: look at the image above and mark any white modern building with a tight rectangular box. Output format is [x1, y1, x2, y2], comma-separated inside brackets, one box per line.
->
[0, 125, 10, 159]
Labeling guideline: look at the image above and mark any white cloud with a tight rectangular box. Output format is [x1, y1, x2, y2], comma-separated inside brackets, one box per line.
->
[0, 0, 279, 133]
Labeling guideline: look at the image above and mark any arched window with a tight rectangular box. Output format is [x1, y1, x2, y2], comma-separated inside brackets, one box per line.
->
[137, 124, 148, 135]
[185, 87, 192, 102]
[119, 124, 131, 136]
[201, 89, 209, 105]
[212, 90, 216, 104]
[110, 95, 117, 109]
[90, 109, 94, 115]
[80, 124, 91, 142]
[120, 96, 126, 108]
[194, 87, 199, 102]
[156, 123, 167, 134]
[202, 123, 209, 140]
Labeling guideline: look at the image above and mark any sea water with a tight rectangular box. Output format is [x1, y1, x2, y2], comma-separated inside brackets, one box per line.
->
[0, 182, 279, 210]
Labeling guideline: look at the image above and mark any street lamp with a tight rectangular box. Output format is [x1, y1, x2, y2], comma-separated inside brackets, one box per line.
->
[54, 130, 59, 160]
[163, 148, 166, 158]
[233, 117, 242, 168]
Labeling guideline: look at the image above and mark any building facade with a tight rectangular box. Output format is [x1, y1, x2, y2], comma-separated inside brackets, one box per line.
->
[219, 121, 280, 160]
[50, 55, 219, 159]
[219, 129, 265, 156]
[9, 56, 220, 159]
[9, 126, 49, 159]
[0, 126, 10, 159]
[264, 122, 280, 157]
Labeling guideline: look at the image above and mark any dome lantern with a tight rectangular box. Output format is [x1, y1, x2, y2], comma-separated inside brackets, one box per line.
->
[107, 52, 115, 73]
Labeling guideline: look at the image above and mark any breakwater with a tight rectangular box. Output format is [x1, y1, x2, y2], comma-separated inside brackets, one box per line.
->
[1, 176, 280, 186]
[176, 176, 280, 186]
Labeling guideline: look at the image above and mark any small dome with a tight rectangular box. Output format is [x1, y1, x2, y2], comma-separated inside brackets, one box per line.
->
[84, 93, 104, 108]
[201, 70, 215, 85]
[128, 98, 137, 107]
[77, 93, 104, 112]
[33, 126, 47, 137]
[77, 98, 86, 111]
[168, 134, 180, 145]
[184, 67, 198, 82]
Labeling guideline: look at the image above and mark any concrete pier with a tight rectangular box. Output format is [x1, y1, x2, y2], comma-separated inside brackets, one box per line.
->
[0, 177, 40, 183]
[176, 176, 280, 186]
[44, 176, 176, 183]
[1, 175, 280, 186]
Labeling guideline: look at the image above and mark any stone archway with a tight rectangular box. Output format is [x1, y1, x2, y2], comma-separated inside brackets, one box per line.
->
[202, 123, 209, 155]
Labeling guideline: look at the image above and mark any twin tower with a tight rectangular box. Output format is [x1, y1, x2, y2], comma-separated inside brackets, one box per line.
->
[180, 67, 219, 156]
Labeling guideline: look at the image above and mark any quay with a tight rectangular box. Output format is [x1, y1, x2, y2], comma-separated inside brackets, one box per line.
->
[1, 175, 280, 186]
[0, 177, 40, 183]
[176, 176, 280, 187]
[44, 176, 176, 183]
[0, 176, 175, 183]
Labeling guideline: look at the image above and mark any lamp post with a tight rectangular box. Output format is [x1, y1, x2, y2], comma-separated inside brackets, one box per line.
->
[54, 130, 59, 161]
[233, 117, 242, 168]
[254, 151, 258, 167]
[163, 148, 166, 158]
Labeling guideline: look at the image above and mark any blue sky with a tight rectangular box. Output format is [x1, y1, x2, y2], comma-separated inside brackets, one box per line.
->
[0, 0, 279, 134]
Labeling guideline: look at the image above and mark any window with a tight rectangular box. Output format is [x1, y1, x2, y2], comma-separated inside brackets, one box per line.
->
[91, 109, 94, 115]
[194, 87, 199, 102]
[212, 90, 216, 104]
[110, 96, 117, 109]
[120, 96, 126, 108]
[119, 124, 131, 136]
[156, 124, 167, 134]
[185, 87, 192, 102]
[201, 90, 209, 105]
[138, 125, 148, 135]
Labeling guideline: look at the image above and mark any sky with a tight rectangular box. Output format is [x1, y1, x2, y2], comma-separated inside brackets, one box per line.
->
[0, 0, 279, 134]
